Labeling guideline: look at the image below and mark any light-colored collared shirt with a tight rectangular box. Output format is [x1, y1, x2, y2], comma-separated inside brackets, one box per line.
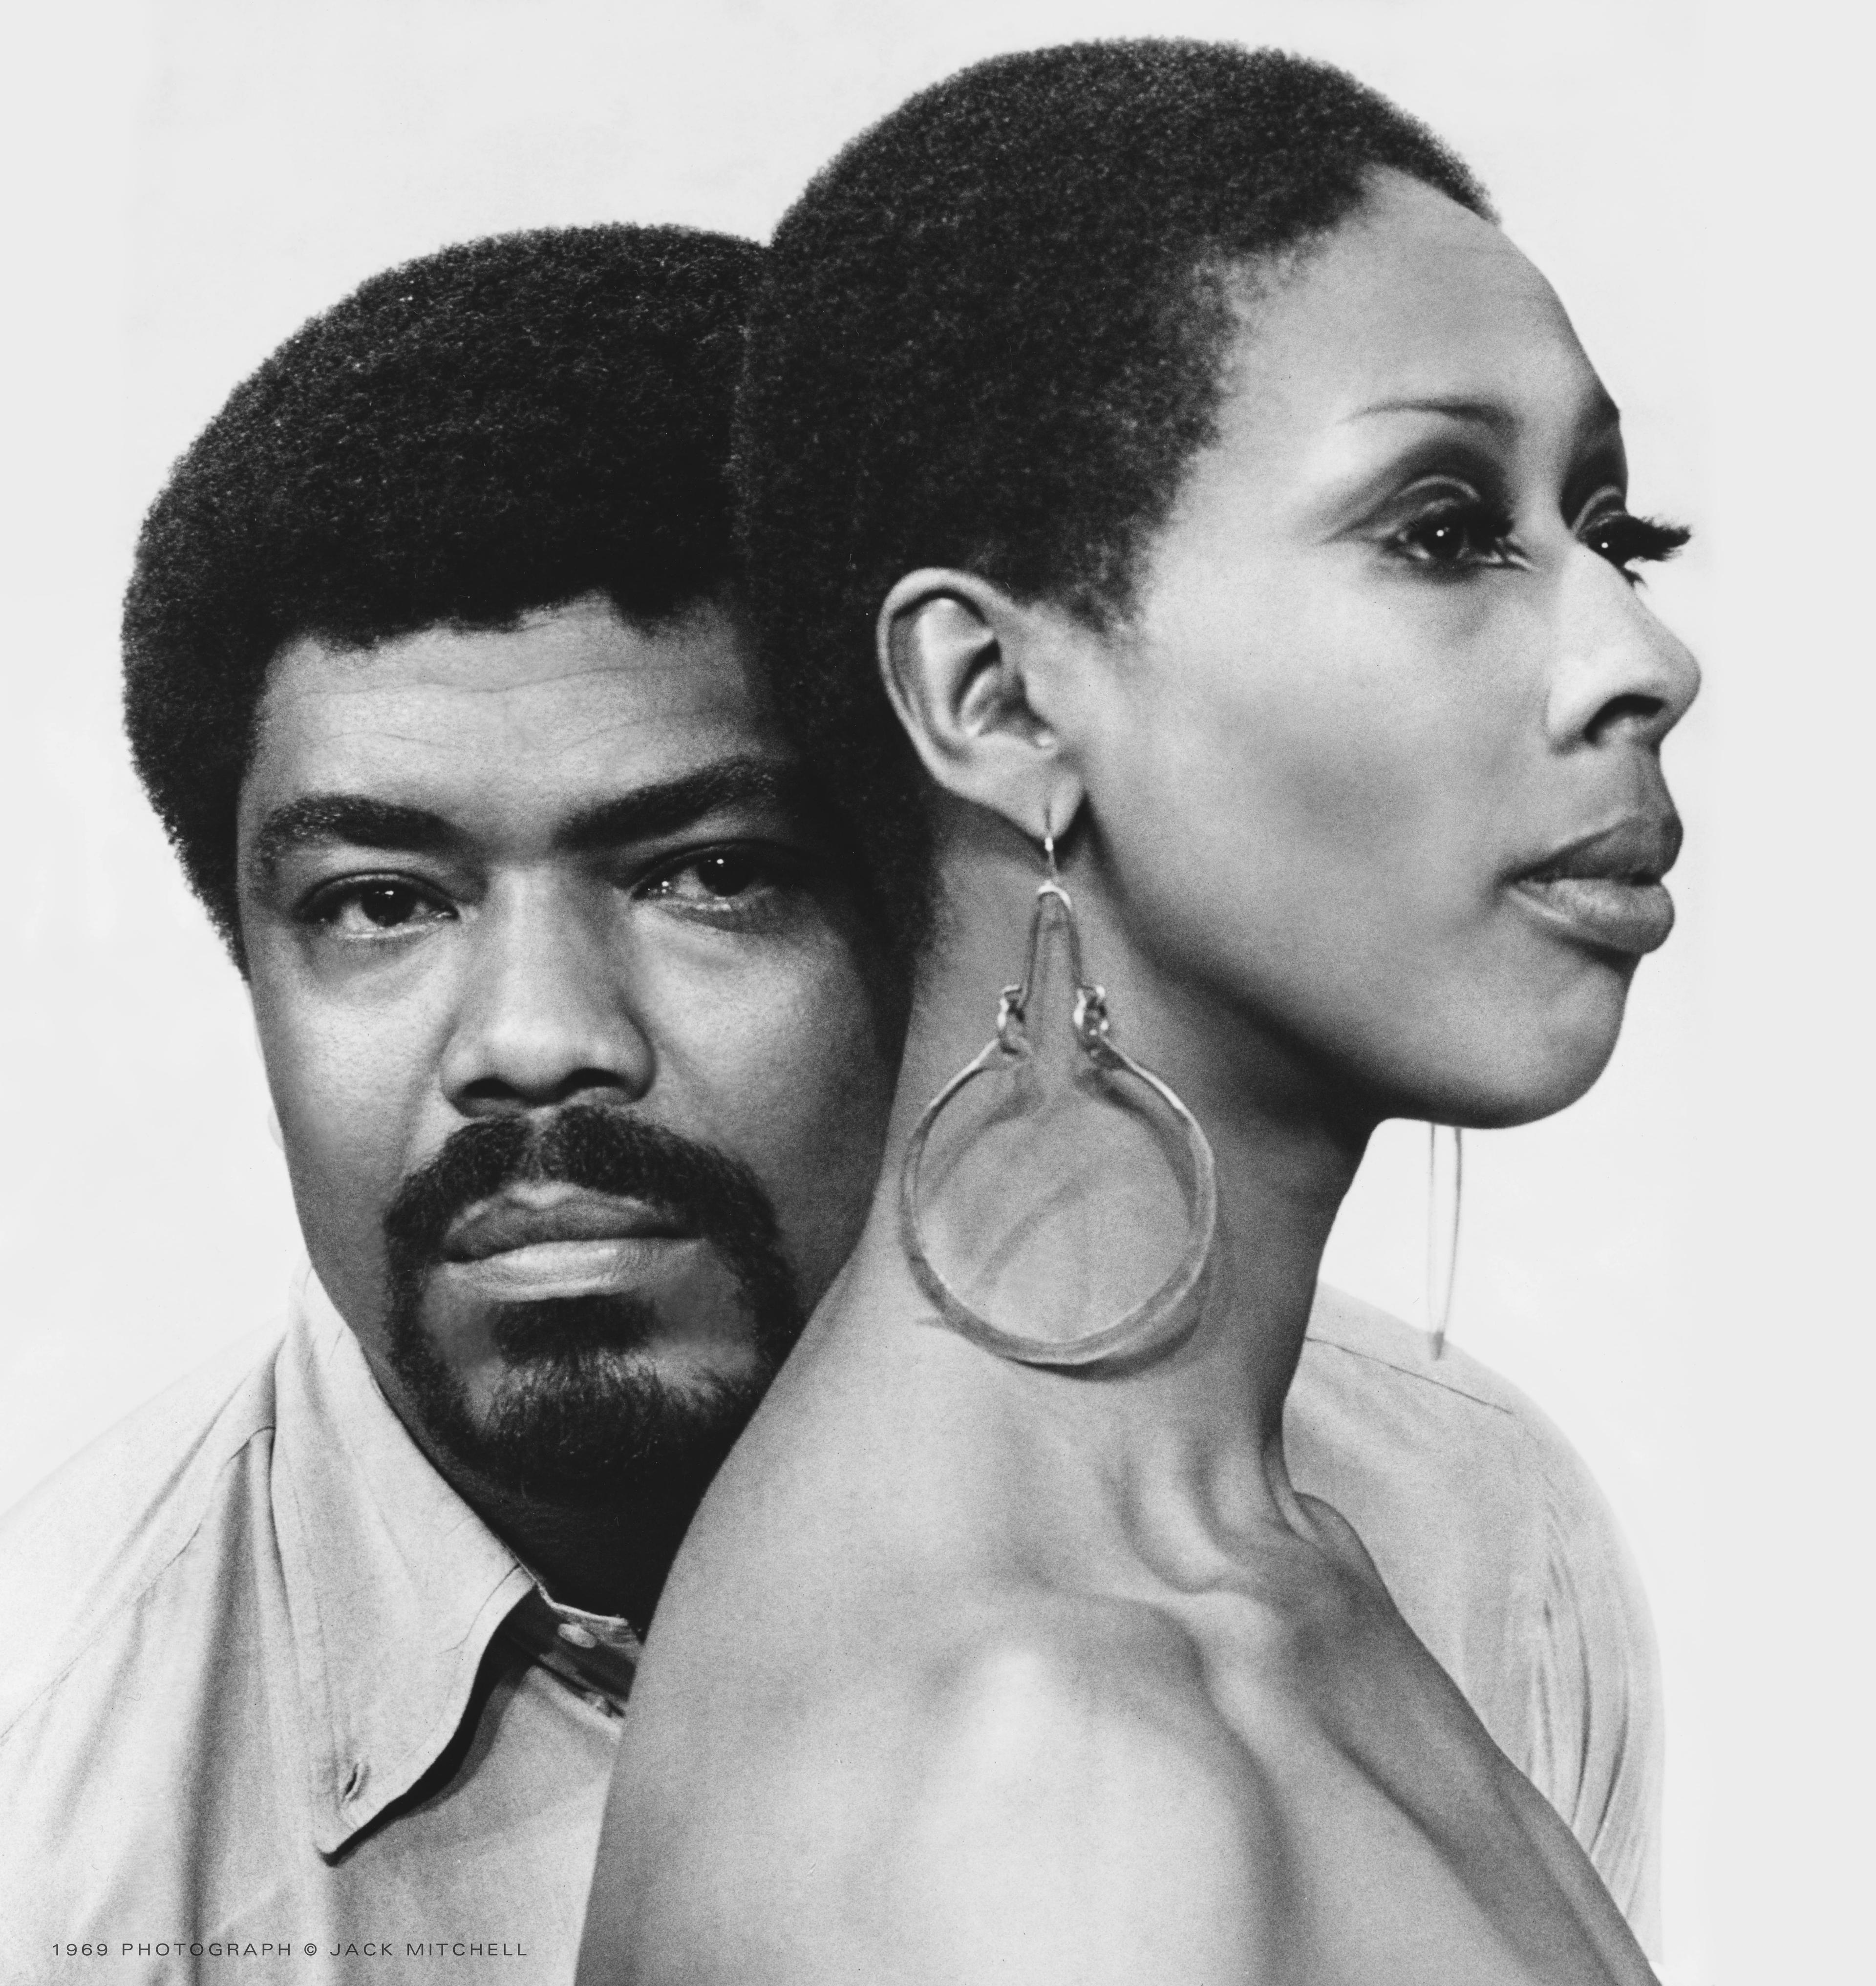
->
[1287, 1287, 1661, 1951]
[0, 1269, 635, 1983]
[0, 1273, 1658, 1983]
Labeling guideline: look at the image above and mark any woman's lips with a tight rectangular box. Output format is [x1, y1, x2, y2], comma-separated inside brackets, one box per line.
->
[1509, 812, 1681, 957]
[440, 1185, 698, 1301]
[1510, 874, 1676, 955]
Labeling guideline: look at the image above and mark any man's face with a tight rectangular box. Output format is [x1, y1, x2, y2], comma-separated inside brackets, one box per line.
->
[238, 592, 895, 1508]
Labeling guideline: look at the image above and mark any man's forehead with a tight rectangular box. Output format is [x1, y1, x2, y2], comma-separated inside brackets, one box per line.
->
[240, 593, 795, 840]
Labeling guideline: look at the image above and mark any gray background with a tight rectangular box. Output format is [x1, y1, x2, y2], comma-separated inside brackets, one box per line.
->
[3, 3, 1863, 1979]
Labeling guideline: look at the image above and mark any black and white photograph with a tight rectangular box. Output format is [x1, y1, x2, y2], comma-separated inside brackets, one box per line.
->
[1, 3, 1864, 1983]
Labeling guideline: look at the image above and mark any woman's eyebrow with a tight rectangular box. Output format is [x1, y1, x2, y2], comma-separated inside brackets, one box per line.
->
[1341, 387, 1623, 438]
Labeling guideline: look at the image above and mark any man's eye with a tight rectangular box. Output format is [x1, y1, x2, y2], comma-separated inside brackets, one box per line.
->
[306, 880, 453, 940]
[640, 848, 794, 918]
[690, 851, 764, 898]
[1387, 499, 1520, 574]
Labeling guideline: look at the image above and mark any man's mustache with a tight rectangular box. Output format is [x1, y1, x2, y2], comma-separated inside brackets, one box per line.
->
[383, 1105, 783, 1271]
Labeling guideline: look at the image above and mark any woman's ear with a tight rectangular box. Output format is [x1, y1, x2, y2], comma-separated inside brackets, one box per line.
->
[876, 568, 1083, 844]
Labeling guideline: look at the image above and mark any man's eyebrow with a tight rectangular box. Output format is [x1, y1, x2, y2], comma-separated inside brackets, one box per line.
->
[249, 757, 824, 876]
[555, 757, 817, 852]
[252, 795, 456, 873]
[1343, 389, 1623, 435]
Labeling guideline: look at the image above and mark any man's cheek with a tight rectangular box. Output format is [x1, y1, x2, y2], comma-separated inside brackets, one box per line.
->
[274, 1073, 417, 1325]
[290, 1104, 397, 1230]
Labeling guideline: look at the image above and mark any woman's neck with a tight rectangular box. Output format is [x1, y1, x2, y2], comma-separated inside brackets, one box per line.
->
[823, 818, 1377, 1537]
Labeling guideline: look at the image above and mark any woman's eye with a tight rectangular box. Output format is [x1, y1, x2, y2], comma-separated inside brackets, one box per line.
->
[1578, 510, 1692, 582]
[1388, 500, 1519, 574]
[307, 880, 453, 941]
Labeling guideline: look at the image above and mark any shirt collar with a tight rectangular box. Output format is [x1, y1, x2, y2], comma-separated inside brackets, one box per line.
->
[501, 1588, 642, 1706]
[271, 1266, 538, 1855]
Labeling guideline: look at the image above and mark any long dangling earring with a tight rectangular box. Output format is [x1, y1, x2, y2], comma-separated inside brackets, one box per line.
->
[1425, 1122, 1463, 1359]
[898, 822, 1218, 1371]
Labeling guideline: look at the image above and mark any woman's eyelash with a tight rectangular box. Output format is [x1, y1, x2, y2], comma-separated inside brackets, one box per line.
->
[1385, 497, 1693, 585]
[1386, 497, 1520, 574]
[1579, 511, 1691, 577]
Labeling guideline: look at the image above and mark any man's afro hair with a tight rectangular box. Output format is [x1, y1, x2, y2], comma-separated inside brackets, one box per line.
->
[124, 222, 761, 957]
[736, 41, 1491, 958]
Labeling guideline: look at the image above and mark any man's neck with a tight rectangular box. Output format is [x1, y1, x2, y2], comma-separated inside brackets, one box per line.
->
[450, 1481, 692, 1629]
[362, 1372, 702, 1629]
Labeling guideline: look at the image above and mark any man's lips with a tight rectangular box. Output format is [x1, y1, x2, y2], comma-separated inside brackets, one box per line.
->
[444, 1182, 691, 1261]
[440, 1184, 699, 1301]
[1509, 813, 1683, 957]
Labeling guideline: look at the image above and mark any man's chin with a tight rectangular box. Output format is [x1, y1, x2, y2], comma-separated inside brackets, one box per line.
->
[465, 1337, 770, 1447]
[450, 1354, 767, 1512]
[385, 1290, 776, 1513]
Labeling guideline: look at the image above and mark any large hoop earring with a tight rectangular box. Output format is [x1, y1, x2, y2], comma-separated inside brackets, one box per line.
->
[898, 828, 1218, 1371]
[1425, 1122, 1463, 1359]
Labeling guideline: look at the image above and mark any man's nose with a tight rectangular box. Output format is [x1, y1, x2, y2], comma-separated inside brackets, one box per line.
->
[1544, 547, 1702, 751]
[439, 878, 654, 1116]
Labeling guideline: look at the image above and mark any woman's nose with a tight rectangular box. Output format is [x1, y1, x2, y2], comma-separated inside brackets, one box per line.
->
[438, 880, 655, 1116]
[1545, 548, 1702, 751]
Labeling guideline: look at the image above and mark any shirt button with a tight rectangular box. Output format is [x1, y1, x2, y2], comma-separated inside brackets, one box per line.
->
[558, 1622, 598, 1649]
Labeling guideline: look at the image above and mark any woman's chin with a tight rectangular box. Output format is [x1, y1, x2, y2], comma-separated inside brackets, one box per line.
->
[1409, 1015, 1626, 1130]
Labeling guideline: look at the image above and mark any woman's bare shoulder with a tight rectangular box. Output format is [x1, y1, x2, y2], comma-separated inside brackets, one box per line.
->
[600, 1597, 1289, 1986]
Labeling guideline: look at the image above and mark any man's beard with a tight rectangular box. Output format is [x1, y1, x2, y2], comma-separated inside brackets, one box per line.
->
[379, 1105, 805, 1513]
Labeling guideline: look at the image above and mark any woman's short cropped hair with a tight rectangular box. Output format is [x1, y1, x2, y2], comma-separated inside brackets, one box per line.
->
[124, 224, 761, 960]
[737, 40, 1491, 956]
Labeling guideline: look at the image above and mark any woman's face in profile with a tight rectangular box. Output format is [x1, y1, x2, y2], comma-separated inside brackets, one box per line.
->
[1076, 170, 1700, 1127]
